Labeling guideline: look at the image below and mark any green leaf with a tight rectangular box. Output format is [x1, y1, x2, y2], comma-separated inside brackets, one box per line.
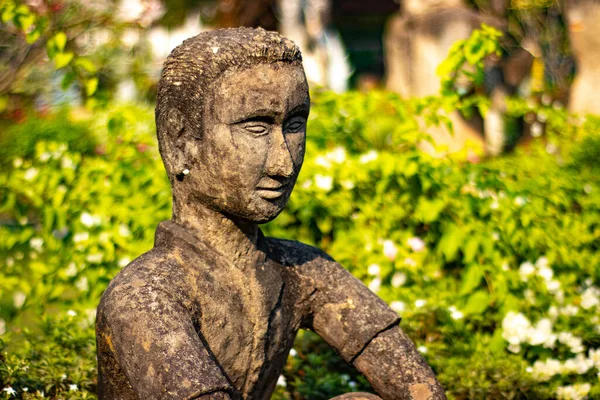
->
[463, 236, 479, 263]
[75, 58, 97, 73]
[1, 5, 16, 23]
[53, 32, 67, 52]
[86, 77, 99, 96]
[464, 290, 490, 315]
[437, 223, 467, 262]
[61, 71, 77, 90]
[15, 13, 35, 32]
[54, 52, 74, 69]
[25, 27, 41, 44]
[489, 327, 506, 355]
[459, 264, 483, 295]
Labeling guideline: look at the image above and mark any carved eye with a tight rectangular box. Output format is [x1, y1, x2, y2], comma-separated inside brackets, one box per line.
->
[242, 123, 270, 136]
[284, 117, 306, 134]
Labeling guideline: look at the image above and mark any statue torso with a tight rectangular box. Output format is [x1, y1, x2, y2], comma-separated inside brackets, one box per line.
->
[96, 221, 321, 400]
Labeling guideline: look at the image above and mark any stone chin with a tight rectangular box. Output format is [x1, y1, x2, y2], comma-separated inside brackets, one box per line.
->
[236, 189, 294, 225]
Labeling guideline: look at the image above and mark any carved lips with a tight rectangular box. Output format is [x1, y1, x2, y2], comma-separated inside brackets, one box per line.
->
[255, 181, 291, 200]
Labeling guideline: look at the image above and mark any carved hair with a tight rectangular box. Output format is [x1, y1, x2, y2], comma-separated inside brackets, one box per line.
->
[155, 28, 302, 176]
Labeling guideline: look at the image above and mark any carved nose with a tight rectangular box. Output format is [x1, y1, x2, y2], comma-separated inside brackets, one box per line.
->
[266, 129, 294, 178]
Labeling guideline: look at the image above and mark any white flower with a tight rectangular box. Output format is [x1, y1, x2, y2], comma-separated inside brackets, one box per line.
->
[86, 253, 103, 264]
[581, 287, 600, 310]
[403, 257, 417, 267]
[538, 266, 553, 282]
[548, 306, 559, 320]
[531, 358, 562, 381]
[417, 346, 427, 353]
[326, 147, 346, 164]
[314, 174, 333, 191]
[75, 277, 89, 292]
[383, 240, 397, 261]
[348, 381, 357, 389]
[391, 272, 407, 288]
[30, 237, 44, 252]
[490, 200, 499, 210]
[563, 354, 592, 375]
[13, 291, 26, 308]
[390, 301, 405, 313]
[448, 306, 464, 320]
[65, 262, 78, 277]
[24, 167, 39, 181]
[556, 383, 591, 400]
[367, 264, 381, 276]
[531, 122, 543, 137]
[359, 150, 378, 164]
[407, 237, 425, 252]
[13, 158, 23, 168]
[507, 343, 521, 353]
[3, 387, 16, 396]
[69, 384, 78, 392]
[315, 156, 331, 169]
[368, 278, 381, 293]
[118, 257, 131, 268]
[80, 212, 101, 227]
[526, 318, 556, 348]
[118, 224, 131, 237]
[67, 310, 77, 317]
[514, 196, 526, 206]
[39, 151, 51, 162]
[415, 299, 426, 308]
[61, 157, 75, 169]
[558, 332, 585, 354]
[289, 348, 297, 357]
[519, 261, 535, 281]
[73, 232, 89, 243]
[341, 180, 355, 190]
[502, 312, 531, 346]
[276, 375, 286, 387]
[546, 279, 561, 293]
[536, 257, 549, 268]
[589, 348, 600, 368]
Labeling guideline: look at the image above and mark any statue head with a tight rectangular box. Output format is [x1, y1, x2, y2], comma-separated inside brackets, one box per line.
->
[156, 28, 310, 224]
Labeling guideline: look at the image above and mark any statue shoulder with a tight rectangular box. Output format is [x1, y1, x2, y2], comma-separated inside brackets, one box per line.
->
[98, 247, 184, 316]
[265, 237, 335, 267]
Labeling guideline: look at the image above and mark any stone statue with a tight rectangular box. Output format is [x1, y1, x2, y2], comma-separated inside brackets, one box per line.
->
[96, 28, 446, 400]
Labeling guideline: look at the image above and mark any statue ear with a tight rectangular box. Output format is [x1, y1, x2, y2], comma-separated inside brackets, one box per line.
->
[164, 108, 189, 176]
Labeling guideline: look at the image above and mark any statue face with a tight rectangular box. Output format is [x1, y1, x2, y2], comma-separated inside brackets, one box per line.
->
[186, 63, 309, 223]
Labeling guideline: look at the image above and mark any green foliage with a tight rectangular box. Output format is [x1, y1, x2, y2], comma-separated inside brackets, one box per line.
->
[1, 91, 599, 398]
[0, 110, 97, 167]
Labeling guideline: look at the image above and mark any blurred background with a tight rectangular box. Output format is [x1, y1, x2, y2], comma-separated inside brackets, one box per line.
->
[1, 1, 600, 399]
[2, 0, 600, 153]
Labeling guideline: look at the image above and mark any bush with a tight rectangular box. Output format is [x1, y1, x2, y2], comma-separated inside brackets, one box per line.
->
[1, 92, 599, 399]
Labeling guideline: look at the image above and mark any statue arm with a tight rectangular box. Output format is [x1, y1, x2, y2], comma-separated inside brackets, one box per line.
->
[97, 284, 236, 400]
[304, 258, 445, 400]
[352, 325, 446, 400]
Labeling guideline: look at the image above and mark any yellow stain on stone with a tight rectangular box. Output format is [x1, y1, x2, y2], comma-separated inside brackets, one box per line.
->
[103, 332, 115, 353]
[409, 383, 433, 400]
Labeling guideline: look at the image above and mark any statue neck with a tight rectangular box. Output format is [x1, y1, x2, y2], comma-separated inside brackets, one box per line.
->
[172, 197, 262, 265]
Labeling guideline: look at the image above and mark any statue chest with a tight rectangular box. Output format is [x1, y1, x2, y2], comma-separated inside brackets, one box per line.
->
[190, 258, 301, 399]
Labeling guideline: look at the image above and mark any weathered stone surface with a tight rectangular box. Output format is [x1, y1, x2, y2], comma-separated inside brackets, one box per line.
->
[354, 326, 445, 400]
[96, 27, 446, 400]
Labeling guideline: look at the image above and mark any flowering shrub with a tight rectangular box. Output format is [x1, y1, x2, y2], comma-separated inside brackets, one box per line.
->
[0, 91, 599, 399]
